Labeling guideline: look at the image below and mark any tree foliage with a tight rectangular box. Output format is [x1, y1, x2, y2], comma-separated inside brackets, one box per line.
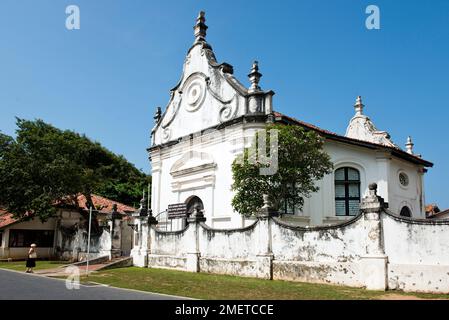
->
[231, 124, 333, 216]
[0, 118, 150, 221]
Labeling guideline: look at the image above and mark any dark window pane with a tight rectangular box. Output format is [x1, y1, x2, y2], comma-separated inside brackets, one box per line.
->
[9, 230, 54, 248]
[348, 183, 360, 197]
[348, 168, 360, 181]
[348, 200, 360, 216]
[335, 184, 346, 198]
[335, 168, 345, 181]
[335, 200, 346, 216]
[280, 198, 295, 215]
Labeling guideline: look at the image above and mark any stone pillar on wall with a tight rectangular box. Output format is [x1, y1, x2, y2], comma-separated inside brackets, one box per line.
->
[256, 195, 277, 280]
[131, 194, 157, 267]
[110, 204, 122, 259]
[360, 183, 388, 290]
[186, 204, 206, 272]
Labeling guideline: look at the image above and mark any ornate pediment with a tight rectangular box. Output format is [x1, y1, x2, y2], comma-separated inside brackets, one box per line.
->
[170, 151, 216, 178]
[151, 12, 274, 147]
[345, 96, 398, 148]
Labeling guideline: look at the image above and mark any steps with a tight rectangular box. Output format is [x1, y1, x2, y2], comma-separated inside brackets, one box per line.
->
[97, 257, 133, 271]
[36, 256, 133, 276]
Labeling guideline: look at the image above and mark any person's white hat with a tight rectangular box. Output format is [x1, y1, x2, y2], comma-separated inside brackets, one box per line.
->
[30, 243, 37, 247]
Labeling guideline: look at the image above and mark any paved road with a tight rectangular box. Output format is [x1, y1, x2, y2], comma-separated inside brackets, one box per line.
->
[0, 268, 184, 300]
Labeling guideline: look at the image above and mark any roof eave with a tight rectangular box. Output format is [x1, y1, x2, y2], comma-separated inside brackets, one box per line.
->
[273, 112, 433, 168]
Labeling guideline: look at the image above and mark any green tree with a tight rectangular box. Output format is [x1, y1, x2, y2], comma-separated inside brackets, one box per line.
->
[231, 124, 333, 216]
[0, 118, 150, 222]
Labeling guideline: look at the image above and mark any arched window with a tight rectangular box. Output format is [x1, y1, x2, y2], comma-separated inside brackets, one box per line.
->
[400, 206, 412, 217]
[335, 167, 361, 216]
[185, 196, 204, 216]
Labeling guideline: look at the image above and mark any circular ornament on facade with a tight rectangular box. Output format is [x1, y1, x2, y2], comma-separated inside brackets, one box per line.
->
[219, 104, 233, 123]
[185, 80, 205, 112]
[399, 172, 409, 187]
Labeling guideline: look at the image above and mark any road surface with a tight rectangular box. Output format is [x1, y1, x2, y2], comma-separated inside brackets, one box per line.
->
[0, 268, 185, 300]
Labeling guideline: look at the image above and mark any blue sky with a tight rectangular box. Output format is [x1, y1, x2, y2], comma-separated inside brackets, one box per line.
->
[0, 0, 448, 208]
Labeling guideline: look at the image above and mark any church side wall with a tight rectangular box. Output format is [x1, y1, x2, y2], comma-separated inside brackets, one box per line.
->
[301, 142, 385, 225]
[151, 112, 427, 230]
[387, 158, 425, 218]
[300, 141, 424, 225]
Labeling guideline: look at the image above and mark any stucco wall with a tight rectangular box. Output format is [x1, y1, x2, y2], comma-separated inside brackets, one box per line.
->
[151, 131, 426, 232]
[199, 222, 259, 259]
[383, 212, 449, 292]
[300, 141, 425, 224]
[135, 208, 449, 293]
[151, 225, 191, 257]
[271, 216, 365, 262]
[151, 122, 265, 229]
[387, 158, 425, 218]
[57, 227, 111, 261]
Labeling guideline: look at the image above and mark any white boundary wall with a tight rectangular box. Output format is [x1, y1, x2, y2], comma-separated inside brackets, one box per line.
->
[132, 191, 449, 294]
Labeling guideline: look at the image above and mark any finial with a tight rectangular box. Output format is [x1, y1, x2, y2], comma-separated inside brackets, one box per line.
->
[248, 60, 262, 92]
[354, 96, 364, 116]
[405, 136, 414, 154]
[193, 11, 208, 44]
[140, 190, 147, 210]
[154, 106, 161, 123]
[138, 190, 148, 217]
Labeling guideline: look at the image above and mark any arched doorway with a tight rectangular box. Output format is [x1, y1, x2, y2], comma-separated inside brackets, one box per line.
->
[185, 196, 204, 216]
[400, 206, 412, 217]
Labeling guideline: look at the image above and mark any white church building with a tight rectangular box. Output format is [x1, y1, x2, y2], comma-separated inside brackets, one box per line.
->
[149, 12, 433, 229]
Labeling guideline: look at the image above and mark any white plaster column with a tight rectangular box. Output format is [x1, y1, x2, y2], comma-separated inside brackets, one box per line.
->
[360, 183, 388, 291]
[131, 195, 155, 267]
[418, 167, 426, 217]
[131, 217, 146, 267]
[139, 220, 150, 265]
[150, 151, 162, 215]
[375, 153, 390, 204]
[130, 219, 140, 257]
[185, 206, 206, 272]
[255, 195, 276, 280]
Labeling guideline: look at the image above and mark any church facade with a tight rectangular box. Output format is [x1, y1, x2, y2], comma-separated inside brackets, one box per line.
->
[149, 12, 433, 229]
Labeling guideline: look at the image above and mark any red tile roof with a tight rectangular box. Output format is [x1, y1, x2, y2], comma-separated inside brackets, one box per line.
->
[427, 208, 449, 219]
[0, 195, 136, 229]
[426, 204, 440, 215]
[273, 111, 433, 167]
[0, 209, 18, 229]
[75, 194, 136, 214]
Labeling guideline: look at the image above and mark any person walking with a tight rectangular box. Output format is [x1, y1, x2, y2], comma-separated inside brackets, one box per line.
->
[25, 244, 37, 273]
